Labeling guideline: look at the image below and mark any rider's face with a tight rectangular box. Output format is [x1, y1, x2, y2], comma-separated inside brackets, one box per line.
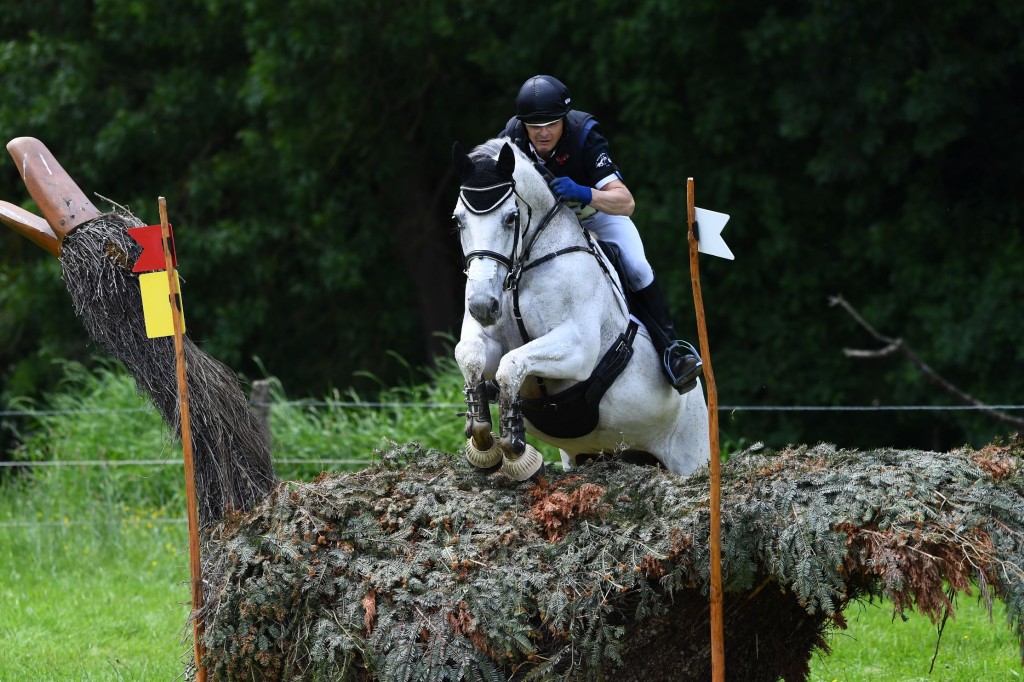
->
[525, 119, 564, 160]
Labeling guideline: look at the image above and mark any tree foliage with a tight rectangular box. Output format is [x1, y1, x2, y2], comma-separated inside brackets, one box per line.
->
[2, 0, 1022, 449]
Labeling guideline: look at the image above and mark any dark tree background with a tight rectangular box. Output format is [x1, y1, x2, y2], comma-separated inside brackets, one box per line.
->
[2, 0, 1022, 451]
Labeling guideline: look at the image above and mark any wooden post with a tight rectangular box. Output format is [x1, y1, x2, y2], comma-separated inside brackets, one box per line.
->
[686, 178, 724, 681]
[159, 197, 207, 682]
[250, 379, 272, 435]
[0, 200, 60, 257]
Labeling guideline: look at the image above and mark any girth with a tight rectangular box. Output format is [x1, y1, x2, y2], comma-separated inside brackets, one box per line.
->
[521, 320, 639, 439]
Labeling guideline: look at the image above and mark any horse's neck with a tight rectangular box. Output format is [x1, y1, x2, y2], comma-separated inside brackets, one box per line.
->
[523, 198, 587, 255]
[510, 204, 628, 363]
[515, 168, 604, 278]
[523, 203, 626, 309]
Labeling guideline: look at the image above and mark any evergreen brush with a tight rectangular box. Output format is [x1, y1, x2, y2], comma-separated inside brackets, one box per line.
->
[197, 440, 1024, 681]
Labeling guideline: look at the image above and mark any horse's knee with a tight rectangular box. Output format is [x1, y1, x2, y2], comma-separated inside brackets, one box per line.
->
[455, 342, 483, 379]
[495, 357, 528, 397]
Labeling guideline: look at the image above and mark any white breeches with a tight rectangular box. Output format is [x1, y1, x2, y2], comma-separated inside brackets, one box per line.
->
[580, 212, 654, 291]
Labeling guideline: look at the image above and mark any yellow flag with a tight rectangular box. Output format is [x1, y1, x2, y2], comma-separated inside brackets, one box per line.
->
[139, 270, 186, 338]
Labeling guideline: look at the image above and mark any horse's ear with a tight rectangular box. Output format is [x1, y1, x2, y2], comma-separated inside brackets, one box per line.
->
[452, 142, 471, 181]
[497, 143, 515, 179]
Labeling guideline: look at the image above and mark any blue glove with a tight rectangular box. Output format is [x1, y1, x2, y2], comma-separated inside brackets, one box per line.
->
[549, 176, 592, 205]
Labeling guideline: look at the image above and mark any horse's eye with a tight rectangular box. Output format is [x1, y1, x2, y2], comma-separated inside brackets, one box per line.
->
[503, 211, 518, 229]
[451, 215, 463, 231]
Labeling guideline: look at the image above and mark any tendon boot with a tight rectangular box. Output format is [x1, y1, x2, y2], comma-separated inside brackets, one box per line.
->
[631, 277, 703, 394]
[462, 381, 501, 471]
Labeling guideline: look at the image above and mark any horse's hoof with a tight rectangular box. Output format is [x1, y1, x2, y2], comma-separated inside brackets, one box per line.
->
[465, 437, 502, 469]
[529, 461, 546, 482]
[500, 445, 544, 481]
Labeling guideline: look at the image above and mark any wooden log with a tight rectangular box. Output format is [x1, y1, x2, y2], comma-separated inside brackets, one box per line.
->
[6, 137, 100, 240]
[250, 379, 272, 435]
[0, 200, 59, 256]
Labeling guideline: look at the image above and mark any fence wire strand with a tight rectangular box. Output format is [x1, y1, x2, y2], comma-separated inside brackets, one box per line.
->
[4, 401, 1024, 419]
[4, 400, 1022, 529]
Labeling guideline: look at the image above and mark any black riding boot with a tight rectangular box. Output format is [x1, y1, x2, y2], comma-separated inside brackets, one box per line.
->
[631, 277, 703, 394]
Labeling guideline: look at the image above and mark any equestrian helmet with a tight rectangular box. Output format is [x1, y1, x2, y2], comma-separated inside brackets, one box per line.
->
[515, 75, 571, 123]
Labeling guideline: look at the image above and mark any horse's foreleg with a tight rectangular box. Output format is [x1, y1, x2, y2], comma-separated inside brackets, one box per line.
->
[495, 393, 544, 481]
[463, 381, 493, 447]
[495, 325, 597, 394]
[490, 326, 598, 482]
[497, 394, 526, 455]
[462, 380, 502, 470]
[455, 323, 504, 471]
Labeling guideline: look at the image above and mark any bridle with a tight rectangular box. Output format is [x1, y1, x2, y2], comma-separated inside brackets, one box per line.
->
[459, 178, 563, 292]
[458, 172, 618, 345]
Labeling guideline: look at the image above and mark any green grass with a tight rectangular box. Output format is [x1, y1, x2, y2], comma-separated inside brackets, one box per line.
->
[810, 597, 1022, 681]
[1, 361, 1021, 680]
[0, 517, 190, 681]
[0, 472, 191, 680]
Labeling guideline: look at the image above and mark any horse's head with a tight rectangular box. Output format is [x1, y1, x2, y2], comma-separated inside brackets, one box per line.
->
[452, 139, 553, 327]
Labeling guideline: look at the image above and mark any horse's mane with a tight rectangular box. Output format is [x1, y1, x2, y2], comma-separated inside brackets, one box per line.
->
[468, 137, 518, 163]
[468, 138, 550, 203]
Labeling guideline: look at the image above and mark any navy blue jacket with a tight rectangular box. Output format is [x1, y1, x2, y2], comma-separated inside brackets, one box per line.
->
[500, 110, 623, 188]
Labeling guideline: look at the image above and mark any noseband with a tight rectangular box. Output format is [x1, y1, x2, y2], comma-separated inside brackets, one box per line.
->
[459, 181, 520, 281]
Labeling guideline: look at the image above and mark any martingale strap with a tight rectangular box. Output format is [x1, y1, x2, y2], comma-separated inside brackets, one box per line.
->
[509, 243, 593, 345]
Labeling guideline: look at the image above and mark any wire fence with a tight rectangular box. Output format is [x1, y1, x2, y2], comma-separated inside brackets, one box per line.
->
[3, 400, 1023, 473]
[3, 400, 1022, 530]
[5, 400, 1024, 419]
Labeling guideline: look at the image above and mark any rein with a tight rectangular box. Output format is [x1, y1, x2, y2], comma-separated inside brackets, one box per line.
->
[459, 163, 633, 403]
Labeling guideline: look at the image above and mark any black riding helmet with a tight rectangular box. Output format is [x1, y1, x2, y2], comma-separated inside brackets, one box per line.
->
[515, 75, 571, 123]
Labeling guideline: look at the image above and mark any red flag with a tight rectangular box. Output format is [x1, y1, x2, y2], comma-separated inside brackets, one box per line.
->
[128, 224, 176, 273]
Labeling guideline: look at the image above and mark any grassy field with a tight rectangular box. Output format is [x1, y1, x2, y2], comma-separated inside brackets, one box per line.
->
[1, 362, 1020, 680]
[0, 516, 190, 680]
[810, 597, 1021, 681]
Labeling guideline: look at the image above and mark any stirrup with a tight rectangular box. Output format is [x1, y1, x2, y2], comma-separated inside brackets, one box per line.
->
[664, 340, 702, 394]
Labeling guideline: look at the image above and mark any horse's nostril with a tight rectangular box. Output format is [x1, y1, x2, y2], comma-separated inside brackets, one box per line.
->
[469, 296, 501, 325]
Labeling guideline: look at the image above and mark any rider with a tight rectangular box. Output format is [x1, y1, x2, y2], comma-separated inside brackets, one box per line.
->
[500, 74, 703, 394]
